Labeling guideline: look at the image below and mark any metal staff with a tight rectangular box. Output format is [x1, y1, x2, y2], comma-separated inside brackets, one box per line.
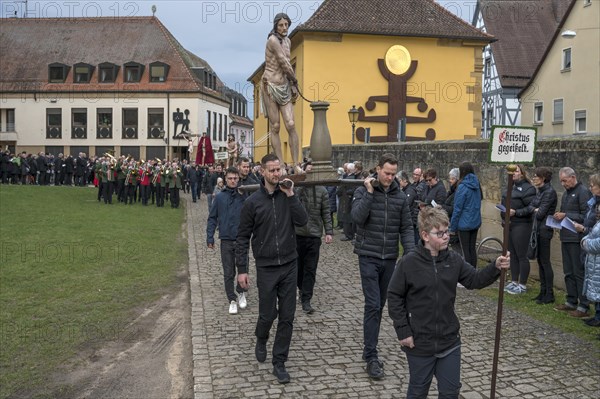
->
[490, 164, 517, 399]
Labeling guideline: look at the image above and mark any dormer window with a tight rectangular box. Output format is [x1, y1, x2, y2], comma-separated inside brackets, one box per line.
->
[124, 62, 144, 83]
[73, 63, 94, 83]
[98, 62, 119, 83]
[150, 61, 169, 82]
[48, 63, 70, 83]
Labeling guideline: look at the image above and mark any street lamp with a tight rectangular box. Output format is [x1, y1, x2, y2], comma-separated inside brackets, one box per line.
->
[348, 105, 359, 144]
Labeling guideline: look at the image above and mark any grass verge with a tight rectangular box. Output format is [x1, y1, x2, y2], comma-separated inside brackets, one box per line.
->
[478, 277, 600, 348]
[0, 185, 186, 398]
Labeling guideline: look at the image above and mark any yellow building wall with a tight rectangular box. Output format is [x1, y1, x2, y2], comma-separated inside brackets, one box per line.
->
[252, 32, 484, 163]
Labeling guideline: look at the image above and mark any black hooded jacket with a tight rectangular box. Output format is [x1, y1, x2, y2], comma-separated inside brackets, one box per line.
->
[236, 182, 308, 273]
[388, 245, 501, 356]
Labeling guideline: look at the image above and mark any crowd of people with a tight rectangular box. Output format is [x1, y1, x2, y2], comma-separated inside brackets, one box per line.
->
[204, 153, 599, 392]
[4, 148, 598, 393]
[0, 150, 91, 186]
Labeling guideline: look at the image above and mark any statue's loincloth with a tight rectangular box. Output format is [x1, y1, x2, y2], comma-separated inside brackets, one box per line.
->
[261, 81, 293, 120]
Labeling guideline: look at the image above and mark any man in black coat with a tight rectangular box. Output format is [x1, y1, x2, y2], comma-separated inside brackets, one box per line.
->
[36, 152, 48, 185]
[0, 150, 10, 184]
[236, 153, 308, 384]
[75, 153, 87, 186]
[422, 168, 447, 207]
[351, 153, 415, 380]
[553, 167, 592, 317]
[54, 153, 64, 185]
[64, 154, 74, 186]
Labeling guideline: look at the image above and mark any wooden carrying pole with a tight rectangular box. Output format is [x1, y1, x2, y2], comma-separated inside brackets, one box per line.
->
[237, 178, 371, 192]
[490, 164, 517, 399]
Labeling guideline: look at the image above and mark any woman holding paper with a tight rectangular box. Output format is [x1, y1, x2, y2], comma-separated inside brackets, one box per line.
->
[501, 164, 536, 295]
[527, 167, 558, 304]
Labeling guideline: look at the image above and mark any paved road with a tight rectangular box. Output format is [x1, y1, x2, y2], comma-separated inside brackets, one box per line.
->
[186, 195, 599, 399]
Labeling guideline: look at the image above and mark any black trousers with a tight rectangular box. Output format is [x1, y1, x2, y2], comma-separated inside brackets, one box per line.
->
[406, 347, 461, 399]
[536, 228, 554, 298]
[296, 235, 322, 304]
[126, 184, 135, 204]
[140, 184, 150, 206]
[102, 181, 114, 204]
[508, 222, 532, 284]
[97, 181, 104, 201]
[64, 173, 73, 186]
[220, 240, 245, 302]
[156, 185, 165, 207]
[457, 229, 479, 268]
[170, 187, 180, 208]
[561, 241, 589, 310]
[343, 219, 356, 240]
[117, 179, 125, 202]
[255, 260, 297, 366]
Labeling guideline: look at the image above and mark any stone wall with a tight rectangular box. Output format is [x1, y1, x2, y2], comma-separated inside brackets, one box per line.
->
[321, 136, 600, 289]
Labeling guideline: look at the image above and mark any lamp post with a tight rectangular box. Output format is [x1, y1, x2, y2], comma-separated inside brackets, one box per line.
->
[240, 131, 246, 158]
[348, 105, 359, 145]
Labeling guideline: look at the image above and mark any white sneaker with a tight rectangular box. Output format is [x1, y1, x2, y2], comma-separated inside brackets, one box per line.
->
[504, 282, 516, 292]
[238, 292, 247, 309]
[229, 300, 238, 315]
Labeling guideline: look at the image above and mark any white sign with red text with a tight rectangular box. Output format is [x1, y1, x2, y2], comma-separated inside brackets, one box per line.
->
[489, 125, 536, 164]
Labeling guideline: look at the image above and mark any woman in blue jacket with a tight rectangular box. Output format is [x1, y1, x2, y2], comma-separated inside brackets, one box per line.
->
[449, 162, 482, 267]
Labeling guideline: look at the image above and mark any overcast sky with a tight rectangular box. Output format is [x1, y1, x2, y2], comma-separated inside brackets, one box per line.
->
[4, 0, 477, 104]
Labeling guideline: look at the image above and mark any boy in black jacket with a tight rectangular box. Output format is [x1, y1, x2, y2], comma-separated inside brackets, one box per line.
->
[236, 154, 308, 384]
[388, 207, 509, 398]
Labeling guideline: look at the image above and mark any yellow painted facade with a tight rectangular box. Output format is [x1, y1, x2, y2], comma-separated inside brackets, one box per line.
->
[251, 32, 485, 163]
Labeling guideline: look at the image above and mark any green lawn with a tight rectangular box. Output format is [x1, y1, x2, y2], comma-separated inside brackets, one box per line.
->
[478, 276, 600, 348]
[0, 185, 186, 398]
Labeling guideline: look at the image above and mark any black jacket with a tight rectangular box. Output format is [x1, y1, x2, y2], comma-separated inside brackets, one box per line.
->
[526, 182, 557, 233]
[442, 183, 458, 217]
[65, 156, 74, 174]
[387, 245, 500, 356]
[401, 183, 418, 226]
[351, 179, 415, 259]
[559, 182, 592, 242]
[423, 180, 447, 207]
[501, 178, 536, 224]
[236, 183, 308, 272]
[75, 157, 86, 176]
[295, 186, 333, 238]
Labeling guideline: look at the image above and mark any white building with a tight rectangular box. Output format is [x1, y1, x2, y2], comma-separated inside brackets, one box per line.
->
[0, 16, 251, 162]
[472, 0, 570, 138]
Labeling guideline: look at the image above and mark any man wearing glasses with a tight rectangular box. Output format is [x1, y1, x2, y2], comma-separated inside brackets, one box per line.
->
[421, 168, 447, 210]
[352, 153, 415, 380]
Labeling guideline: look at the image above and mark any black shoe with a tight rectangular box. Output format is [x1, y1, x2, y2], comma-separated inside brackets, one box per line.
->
[255, 339, 267, 363]
[272, 363, 290, 384]
[537, 295, 555, 305]
[367, 359, 384, 380]
[302, 302, 315, 314]
[584, 318, 600, 327]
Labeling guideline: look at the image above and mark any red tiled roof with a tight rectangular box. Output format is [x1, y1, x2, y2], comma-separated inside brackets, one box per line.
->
[292, 0, 494, 41]
[477, 0, 573, 88]
[230, 114, 253, 128]
[0, 16, 227, 100]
